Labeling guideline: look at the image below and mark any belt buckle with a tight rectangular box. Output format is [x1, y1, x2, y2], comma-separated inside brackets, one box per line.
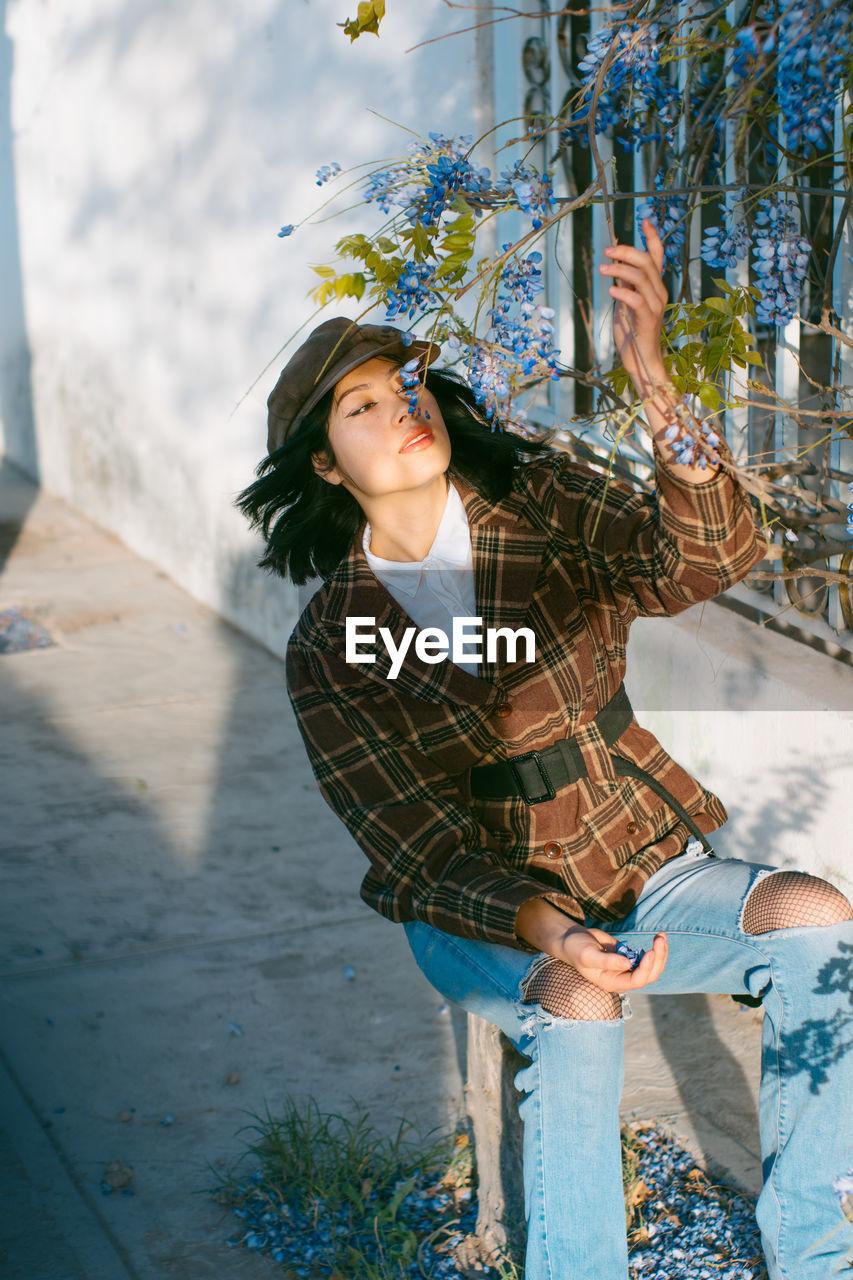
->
[508, 750, 556, 805]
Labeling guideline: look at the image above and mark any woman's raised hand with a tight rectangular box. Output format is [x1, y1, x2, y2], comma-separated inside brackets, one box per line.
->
[599, 217, 669, 401]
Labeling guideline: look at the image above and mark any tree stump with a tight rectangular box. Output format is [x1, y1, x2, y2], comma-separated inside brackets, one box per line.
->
[457, 1012, 528, 1272]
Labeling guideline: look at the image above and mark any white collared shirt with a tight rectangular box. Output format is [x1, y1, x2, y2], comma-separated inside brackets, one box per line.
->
[362, 480, 479, 674]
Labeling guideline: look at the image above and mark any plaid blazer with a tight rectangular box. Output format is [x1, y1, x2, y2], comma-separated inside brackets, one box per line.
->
[285, 439, 764, 950]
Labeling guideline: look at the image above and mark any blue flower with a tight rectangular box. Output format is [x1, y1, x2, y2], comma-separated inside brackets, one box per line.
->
[729, 25, 775, 78]
[363, 134, 492, 228]
[398, 356, 423, 414]
[277, 224, 295, 238]
[495, 164, 556, 225]
[562, 21, 681, 151]
[315, 162, 342, 186]
[776, 0, 852, 156]
[636, 173, 687, 267]
[661, 404, 721, 469]
[751, 198, 811, 325]
[384, 261, 438, 322]
[701, 217, 751, 270]
[456, 251, 561, 420]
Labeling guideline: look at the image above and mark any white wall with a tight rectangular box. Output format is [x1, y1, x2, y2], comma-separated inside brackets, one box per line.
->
[0, 0, 481, 653]
[626, 602, 853, 894]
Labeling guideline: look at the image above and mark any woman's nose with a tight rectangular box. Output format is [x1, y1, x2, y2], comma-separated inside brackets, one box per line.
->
[392, 390, 416, 423]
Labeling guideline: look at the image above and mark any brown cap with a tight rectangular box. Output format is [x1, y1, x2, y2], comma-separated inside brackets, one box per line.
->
[266, 316, 441, 453]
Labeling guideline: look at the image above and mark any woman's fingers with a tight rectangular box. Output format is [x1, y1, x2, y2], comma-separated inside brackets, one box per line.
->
[586, 926, 622, 946]
[569, 929, 668, 994]
[640, 216, 666, 273]
[601, 263, 667, 316]
[600, 932, 667, 991]
[609, 286, 654, 316]
[581, 943, 633, 974]
[605, 219, 666, 277]
[603, 231, 668, 300]
[630, 933, 668, 985]
[600, 265, 667, 311]
[621, 933, 667, 988]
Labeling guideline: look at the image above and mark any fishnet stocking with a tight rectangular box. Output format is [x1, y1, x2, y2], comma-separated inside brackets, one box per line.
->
[521, 959, 622, 1020]
[742, 872, 853, 935]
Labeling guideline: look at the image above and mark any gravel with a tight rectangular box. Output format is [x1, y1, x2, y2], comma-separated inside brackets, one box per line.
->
[218, 1120, 767, 1278]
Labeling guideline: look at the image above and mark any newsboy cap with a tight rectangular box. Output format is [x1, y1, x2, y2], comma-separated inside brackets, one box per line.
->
[266, 316, 441, 453]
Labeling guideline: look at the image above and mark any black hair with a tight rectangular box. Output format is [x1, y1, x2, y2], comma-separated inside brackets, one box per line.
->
[236, 363, 555, 585]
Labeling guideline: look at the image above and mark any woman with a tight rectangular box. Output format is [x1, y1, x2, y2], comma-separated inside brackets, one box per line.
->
[240, 222, 853, 1280]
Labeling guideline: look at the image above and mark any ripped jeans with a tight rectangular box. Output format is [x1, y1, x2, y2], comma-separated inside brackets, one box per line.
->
[403, 850, 853, 1280]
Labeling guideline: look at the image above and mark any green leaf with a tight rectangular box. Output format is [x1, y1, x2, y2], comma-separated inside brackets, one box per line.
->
[698, 384, 721, 411]
[440, 234, 474, 251]
[337, 273, 367, 300]
[374, 1176, 415, 1223]
[372, 257, 404, 285]
[743, 349, 764, 366]
[339, 0, 385, 40]
[432, 259, 467, 283]
[401, 222, 435, 260]
[309, 280, 337, 306]
[706, 336, 729, 373]
[703, 296, 729, 313]
[336, 233, 374, 262]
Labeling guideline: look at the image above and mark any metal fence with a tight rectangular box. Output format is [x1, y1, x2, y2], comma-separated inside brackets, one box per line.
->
[490, 0, 853, 657]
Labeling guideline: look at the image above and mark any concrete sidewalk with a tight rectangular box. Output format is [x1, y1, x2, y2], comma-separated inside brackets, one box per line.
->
[0, 460, 764, 1279]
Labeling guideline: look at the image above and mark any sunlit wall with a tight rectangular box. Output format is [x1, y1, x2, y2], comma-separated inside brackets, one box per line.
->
[0, 0, 483, 653]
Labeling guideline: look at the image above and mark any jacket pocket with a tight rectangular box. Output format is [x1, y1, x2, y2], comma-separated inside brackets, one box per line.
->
[469, 794, 530, 854]
[579, 784, 660, 867]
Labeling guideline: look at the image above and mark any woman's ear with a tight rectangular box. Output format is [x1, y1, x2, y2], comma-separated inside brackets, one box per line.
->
[311, 450, 341, 485]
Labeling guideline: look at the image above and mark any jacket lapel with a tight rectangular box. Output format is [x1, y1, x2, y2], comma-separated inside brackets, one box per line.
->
[461, 475, 550, 679]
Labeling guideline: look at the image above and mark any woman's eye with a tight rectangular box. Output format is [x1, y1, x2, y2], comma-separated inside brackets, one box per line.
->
[346, 400, 375, 417]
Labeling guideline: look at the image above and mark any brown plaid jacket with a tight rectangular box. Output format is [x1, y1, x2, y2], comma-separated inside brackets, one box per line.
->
[285, 439, 764, 950]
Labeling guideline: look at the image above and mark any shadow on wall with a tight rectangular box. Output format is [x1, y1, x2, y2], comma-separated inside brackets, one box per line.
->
[0, 0, 38, 501]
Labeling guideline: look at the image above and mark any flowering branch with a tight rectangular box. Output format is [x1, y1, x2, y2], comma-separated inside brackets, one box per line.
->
[274, 0, 853, 614]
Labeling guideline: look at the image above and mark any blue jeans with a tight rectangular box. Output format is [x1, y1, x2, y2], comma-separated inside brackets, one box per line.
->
[403, 850, 853, 1280]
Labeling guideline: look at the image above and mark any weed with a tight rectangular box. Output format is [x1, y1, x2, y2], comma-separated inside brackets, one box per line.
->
[207, 1098, 475, 1278]
[208, 1102, 766, 1278]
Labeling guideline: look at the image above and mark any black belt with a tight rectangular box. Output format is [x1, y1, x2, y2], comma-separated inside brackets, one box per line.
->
[469, 683, 714, 854]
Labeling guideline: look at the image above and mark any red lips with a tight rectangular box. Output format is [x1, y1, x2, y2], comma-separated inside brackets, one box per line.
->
[399, 427, 434, 453]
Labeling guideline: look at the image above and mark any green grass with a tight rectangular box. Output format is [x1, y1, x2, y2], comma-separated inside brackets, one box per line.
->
[206, 1099, 658, 1278]
[206, 1098, 476, 1278]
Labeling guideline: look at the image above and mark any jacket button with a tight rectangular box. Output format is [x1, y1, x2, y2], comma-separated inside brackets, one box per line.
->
[543, 841, 563, 860]
[626, 821, 638, 835]
[494, 702, 513, 718]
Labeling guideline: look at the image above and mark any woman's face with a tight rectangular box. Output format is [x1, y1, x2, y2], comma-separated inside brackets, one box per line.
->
[311, 356, 451, 502]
